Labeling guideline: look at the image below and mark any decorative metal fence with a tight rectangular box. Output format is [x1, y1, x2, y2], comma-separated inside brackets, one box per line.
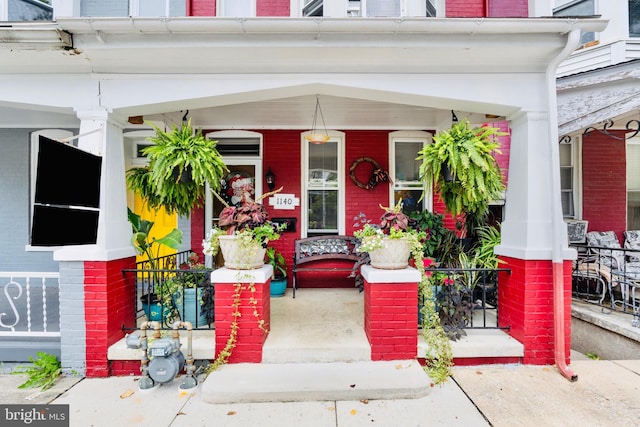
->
[123, 250, 215, 331]
[422, 267, 510, 331]
[0, 272, 60, 337]
[571, 243, 640, 322]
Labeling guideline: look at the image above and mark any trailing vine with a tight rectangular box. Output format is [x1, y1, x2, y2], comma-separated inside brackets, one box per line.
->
[206, 278, 269, 374]
[412, 253, 453, 384]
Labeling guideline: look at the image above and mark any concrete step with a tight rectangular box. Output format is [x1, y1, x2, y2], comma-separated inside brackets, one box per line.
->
[201, 360, 431, 404]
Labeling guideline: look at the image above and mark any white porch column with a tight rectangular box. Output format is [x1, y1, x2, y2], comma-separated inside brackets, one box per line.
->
[54, 107, 134, 261]
[496, 110, 572, 260]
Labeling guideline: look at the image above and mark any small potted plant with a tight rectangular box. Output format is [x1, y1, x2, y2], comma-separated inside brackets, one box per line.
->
[353, 201, 425, 269]
[203, 188, 284, 269]
[156, 252, 213, 327]
[265, 246, 288, 297]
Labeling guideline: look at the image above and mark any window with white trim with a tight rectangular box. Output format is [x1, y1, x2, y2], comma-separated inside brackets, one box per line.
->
[389, 131, 431, 215]
[301, 0, 431, 17]
[627, 139, 640, 229]
[560, 139, 575, 218]
[302, 132, 345, 236]
[631, 0, 640, 37]
[218, 0, 255, 17]
[130, 0, 185, 17]
[553, 0, 596, 45]
[27, 129, 74, 251]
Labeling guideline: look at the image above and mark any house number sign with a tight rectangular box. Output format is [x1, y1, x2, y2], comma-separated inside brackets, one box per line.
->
[268, 193, 299, 210]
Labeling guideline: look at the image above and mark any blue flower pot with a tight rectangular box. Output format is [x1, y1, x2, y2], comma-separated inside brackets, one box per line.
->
[270, 277, 287, 297]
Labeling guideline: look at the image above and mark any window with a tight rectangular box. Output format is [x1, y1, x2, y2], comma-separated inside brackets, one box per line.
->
[426, 0, 436, 17]
[553, 0, 595, 45]
[630, 0, 640, 37]
[560, 140, 575, 218]
[302, 132, 345, 236]
[204, 130, 263, 266]
[303, 0, 323, 16]
[219, 0, 254, 17]
[347, 0, 401, 17]
[130, 0, 185, 17]
[389, 132, 431, 215]
[627, 140, 640, 229]
[5, 0, 52, 21]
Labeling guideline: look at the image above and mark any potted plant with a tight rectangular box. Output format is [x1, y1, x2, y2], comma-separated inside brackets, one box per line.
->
[203, 188, 284, 269]
[417, 118, 506, 240]
[409, 209, 450, 264]
[156, 253, 213, 327]
[265, 246, 288, 297]
[353, 201, 425, 269]
[352, 206, 452, 383]
[126, 119, 228, 217]
[127, 208, 182, 322]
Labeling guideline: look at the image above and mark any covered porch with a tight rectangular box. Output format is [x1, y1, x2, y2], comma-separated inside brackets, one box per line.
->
[0, 16, 607, 376]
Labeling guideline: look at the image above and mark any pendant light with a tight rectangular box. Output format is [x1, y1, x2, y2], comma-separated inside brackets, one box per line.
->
[305, 95, 330, 144]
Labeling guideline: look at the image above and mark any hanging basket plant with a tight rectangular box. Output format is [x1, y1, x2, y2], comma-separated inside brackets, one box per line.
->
[417, 118, 506, 224]
[126, 119, 228, 216]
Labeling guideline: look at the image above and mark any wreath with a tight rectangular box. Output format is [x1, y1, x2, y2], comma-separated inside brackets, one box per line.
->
[349, 157, 392, 190]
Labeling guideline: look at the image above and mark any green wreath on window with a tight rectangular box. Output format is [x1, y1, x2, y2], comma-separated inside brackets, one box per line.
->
[349, 157, 392, 190]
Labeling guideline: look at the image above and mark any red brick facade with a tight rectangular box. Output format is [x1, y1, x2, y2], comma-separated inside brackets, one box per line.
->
[364, 279, 419, 360]
[582, 130, 627, 241]
[498, 257, 572, 365]
[188, 0, 529, 18]
[213, 276, 271, 363]
[488, 0, 528, 17]
[447, 0, 486, 17]
[84, 257, 136, 377]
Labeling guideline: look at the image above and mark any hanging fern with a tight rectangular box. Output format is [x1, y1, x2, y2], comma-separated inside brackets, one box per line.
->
[417, 119, 506, 219]
[126, 119, 228, 217]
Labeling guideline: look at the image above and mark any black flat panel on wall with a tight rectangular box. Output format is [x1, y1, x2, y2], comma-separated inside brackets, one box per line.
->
[35, 135, 102, 208]
[31, 205, 99, 246]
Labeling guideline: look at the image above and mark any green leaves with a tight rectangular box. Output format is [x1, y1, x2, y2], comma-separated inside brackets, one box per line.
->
[127, 208, 183, 267]
[417, 118, 506, 218]
[126, 119, 228, 217]
[12, 352, 62, 391]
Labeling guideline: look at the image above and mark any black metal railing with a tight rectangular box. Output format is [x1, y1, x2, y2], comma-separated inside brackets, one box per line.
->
[571, 243, 640, 319]
[123, 251, 215, 330]
[420, 267, 511, 331]
[134, 250, 194, 271]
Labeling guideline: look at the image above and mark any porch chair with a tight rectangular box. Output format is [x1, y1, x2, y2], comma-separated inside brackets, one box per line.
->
[582, 231, 640, 309]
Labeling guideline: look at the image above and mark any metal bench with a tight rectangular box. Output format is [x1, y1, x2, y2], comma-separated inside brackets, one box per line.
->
[292, 235, 361, 298]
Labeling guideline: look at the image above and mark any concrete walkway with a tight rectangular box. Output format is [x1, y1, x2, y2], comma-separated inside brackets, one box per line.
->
[2, 356, 640, 426]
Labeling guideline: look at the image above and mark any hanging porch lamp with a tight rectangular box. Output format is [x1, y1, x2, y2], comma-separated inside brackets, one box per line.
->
[305, 96, 331, 144]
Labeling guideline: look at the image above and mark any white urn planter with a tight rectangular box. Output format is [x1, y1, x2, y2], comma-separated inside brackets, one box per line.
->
[368, 237, 410, 269]
[218, 235, 266, 270]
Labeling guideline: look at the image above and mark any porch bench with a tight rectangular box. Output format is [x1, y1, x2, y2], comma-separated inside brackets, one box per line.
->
[292, 235, 361, 298]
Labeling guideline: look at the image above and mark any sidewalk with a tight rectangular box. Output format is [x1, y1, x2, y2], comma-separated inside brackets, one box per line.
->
[3, 356, 640, 426]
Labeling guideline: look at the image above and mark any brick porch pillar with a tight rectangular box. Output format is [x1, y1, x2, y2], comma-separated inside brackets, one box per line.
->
[498, 257, 573, 365]
[362, 265, 421, 361]
[211, 265, 272, 363]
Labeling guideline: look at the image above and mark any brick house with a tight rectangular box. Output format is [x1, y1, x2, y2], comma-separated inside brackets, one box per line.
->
[0, 0, 607, 377]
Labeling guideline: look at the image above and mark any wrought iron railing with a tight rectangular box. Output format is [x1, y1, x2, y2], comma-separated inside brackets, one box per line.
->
[0, 272, 60, 337]
[421, 267, 511, 331]
[571, 243, 640, 322]
[123, 251, 215, 330]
